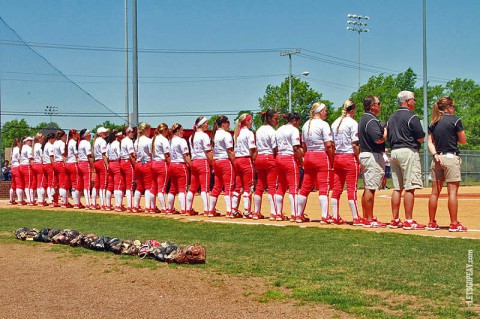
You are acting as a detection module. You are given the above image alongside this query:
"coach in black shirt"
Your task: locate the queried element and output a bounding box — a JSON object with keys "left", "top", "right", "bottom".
{"left": 358, "top": 95, "right": 387, "bottom": 227}
{"left": 387, "top": 90, "right": 425, "bottom": 230}
{"left": 427, "top": 97, "right": 467, "bottom": 232}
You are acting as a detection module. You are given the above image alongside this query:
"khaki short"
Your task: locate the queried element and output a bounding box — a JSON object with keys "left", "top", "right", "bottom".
{"left": 430, "top": 154, "right": 462, "bottom": 183}
{"left": 390, "top": 148, "right": 423, "bottom": 190}
{"left": 359, "top": 152, "right": 385, "bottom": 190}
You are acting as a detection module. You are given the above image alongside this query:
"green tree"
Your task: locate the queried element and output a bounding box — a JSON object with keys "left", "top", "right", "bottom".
{"left": 256, "top": 77, "right": 332, "bottom": 126}
{"left": 2, "top": 119, "right": 33, "bottom": 150}
{"left": 208, "top": 115, "right": 219, "bottom": 130}
{"left": 92, "top": 121, "right": 125, "bottom": 134}
{"left": 443, "top": 78, "right": 480, "bottom": 149}
{"left": 350, "top": 68, "right": 419, "bottom": 123}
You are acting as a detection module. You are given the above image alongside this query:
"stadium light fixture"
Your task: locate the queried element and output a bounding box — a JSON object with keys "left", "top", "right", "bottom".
{"left": 346, "top": 13, "right": 370, "bottom": 88}
{"left": 44, "top": 105, "right": 58, "bottom": 123}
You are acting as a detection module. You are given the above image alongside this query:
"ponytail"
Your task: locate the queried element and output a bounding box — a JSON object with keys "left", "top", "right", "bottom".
{"left": 336, "top": 99, "right": 356, "bottom": 133}
{"left": 169, "top": 123, "right": 182, "bottom": 141}
{"left": 431, "top": 97, "right": 453, "bottom": 125}
{"left": 191, "top": 116, "right": 206, "bottom": 146}
{"left": 33, "top": 133, "right": 44, "bottom": 158}
{"left": 152, "top": 123, "right": 168, "bottom": 150}
{"left": 234, "top": 113, "right": 250, "bottom": 145}
{"left": 260, "top": 109, "right": 278, "bottom": 126}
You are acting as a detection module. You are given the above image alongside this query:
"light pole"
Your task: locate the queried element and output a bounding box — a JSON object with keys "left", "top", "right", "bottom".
{"left": 422, "top": 0, "right": 429, "bottom": 186}
{"left": 347, "top": 14, "right": 369, "bottom": 89}
{"left": 44, "top": 105, "right": 58, "bottom": 123}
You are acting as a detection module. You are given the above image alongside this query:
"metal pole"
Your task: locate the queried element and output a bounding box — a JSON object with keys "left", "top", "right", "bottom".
{"left": 280, "top": 49, "right": 300, "bottom": 113}
{"left": 357, "top": 30, "right": 361, "bottom": 89}
{"left": 288, "top": 54, "right": 292, "bottom": 112}
{"left": 124, "top": 0, "right": 130, "bottom": 126}
{"left": 422, "top": 0, "right": 429, "bottom": 186}
{"left": 347, "top": 14, "right": 369, "bottom": 89}
{"left": 132, "top": 0, "right": 138, "bottom": 127}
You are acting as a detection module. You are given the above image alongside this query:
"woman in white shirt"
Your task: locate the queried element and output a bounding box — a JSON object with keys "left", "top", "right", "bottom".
{"left": 133, "top": 123, "right": 153, "bottom": 212}
{"left": 297, "top": 103, "right": 334, "bottom": 223}
{"left": 78, "top": 129, "right": 94, "bottom": 209}
{"left": 167, "top": 123, "right": 191, "bottom": 214}
{"left": 19, "top": 136, "right": 35, "bottom": 205}
{"left": 106, "top": 129, "right": 124, "bottom": 211}
{"left": 32, "top": 133, "right": 48, "bottom": 206}
{"left": 254, "top": 110, "right": 279, "bottom": 220}
{"left": 150, "top": 124, "right": 170, "bottom": 213}
{"left": 188, "top": 116, "right": 213, "bottom": 216}
{"left": 232, "top": 113, "right": 257, "bottom": 218}
{"left": 330, "top": 99, "right": 360, "bottom": 225}
{"left": 120, "top": 126, "right": 136, "bottom": 211}
{"left": 93, "top": 127, "right": 109, "bottom": 210}
{"left": 10, "top": 138, "right": 23, "bottom": 204}
{"left": 65, "top": 129, "right": 81, "bottom": 208}
{"left": 42, "top": 133, "right": 55, "bottom": 205}
{"left": 274, "top": 113, "right": 303, "bottom": 222}
{"left": 53, "top": 130, "right": 68, "bottom": 207}
{"left": 297, "top": 102, "right": 334, "bottom": 224}
{"left": 210, "top": 116, "right": 236, "bottom": 218}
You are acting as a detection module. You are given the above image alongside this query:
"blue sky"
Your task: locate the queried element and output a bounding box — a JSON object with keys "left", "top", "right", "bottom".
{"left": 1, "top": 0, "right": 479, "bottom": 129}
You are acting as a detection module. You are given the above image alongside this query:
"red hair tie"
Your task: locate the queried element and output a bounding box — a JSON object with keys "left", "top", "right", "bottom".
{"left": 282, "top": 114, "right": 287, "bottom": 119}
{"left": 261, "top": 111, "right": 266, "bottom": 115}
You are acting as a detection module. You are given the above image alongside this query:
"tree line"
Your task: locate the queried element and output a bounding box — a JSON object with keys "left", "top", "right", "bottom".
{"left": 2, "top": 68, "right": 479, "bottom": 157}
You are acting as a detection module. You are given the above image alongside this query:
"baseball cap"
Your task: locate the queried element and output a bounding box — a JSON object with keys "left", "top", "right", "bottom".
{"left": 97, "top": 127, "right": 109, "bottom": 134}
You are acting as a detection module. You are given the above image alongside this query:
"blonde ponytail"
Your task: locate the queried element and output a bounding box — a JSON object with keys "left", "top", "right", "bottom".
{"left": 431, "top": 97, "right": 453, "bottom": 125}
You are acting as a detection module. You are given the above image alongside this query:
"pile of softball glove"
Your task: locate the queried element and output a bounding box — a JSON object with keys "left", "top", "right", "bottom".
{"left": 14, "top": 226, "right": 206, "bottom": 264}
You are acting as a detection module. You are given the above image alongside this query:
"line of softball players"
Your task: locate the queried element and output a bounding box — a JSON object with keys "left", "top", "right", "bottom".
{"left": 7, "top": 103, "right": 360, "bottom": 224}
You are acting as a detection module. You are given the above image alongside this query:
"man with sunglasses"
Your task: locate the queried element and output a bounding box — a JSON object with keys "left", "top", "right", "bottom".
{"left": 387, "top": 90, "right": 426, "bottom": 230}
{"left": 358, "top": 95, "right": 387, "bottom": 228}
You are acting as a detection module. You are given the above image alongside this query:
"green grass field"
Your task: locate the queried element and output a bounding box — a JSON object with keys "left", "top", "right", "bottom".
{"left": 1, "top": 208, "right": 478, "bottom": 318}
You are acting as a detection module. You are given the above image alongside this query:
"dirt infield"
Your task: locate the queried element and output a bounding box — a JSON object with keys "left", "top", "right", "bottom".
{"left": 0, "top": 242, "right": 352, "bottom": 319}
{"left": 2, "top": 186, "right": 479, "bottom": 239}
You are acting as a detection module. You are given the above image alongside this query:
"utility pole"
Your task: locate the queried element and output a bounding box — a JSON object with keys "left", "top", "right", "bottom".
{"left": 124, "top": 0, "right": 130, "bottom": 126}
{"left": 132, "top": 0, "right": 138, "bottom": 127}
{"left": 422, "top": 0, "right": 429, "bottom": 186}
{"left": 280, "top": 49, "right": 300, "bottom": 112}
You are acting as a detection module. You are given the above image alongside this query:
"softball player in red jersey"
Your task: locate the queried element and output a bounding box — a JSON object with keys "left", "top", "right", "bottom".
{"left": 93, "top": 127, "right": 109, "bottom": 209}
{"left": 297, "top": 103, "right": 334, "bottom": 223}
{"left": 330, "top": 99, "right": 360, "bottom": 224}
{"left": 232, "top": 113, "right": 257, "bottom": 219}
{"left": 275, "top": 113, "right": 303, "bottom": 222}
{"left": 133, "top": 123, "right": 153, "bottom": 212}
{"left": 106, "top": 130, "right": 124, "bottom": 211}
{"left": 254, "top": 110, "right": 279, "bottom": 220}
{"left": 188, "top": 116, "right": 213, "bottom": 216}
{"left": 42, "top": 134, "right": 55, "bottom": 205}
{"left": 19, "top": 136, "right": 35, "bottom": 205}
{"left": 167, "top": 123, "right": 191, "bottom": 214}
{"left": 78, "top": 129, "right": 94, "bottom": 209}
{"left": 9, "top": 139, "right": 22, "bottom": 204}
{"left": 32, "top": 133, "right": 48, "bottom": 206}
{"left": 150, "top": 124, "right": 171, "bottom": 213}
{"left": 52, "top": 130, "right": 68, "bottom": 207}
{"left": 210, "top": 116, "right": 236, "bottom": 217}
{"left": 65, "top": 130, "right": 81, "bottom": 208}
{"left": 120, "top": 127, "right": 136, "bottom": 211}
